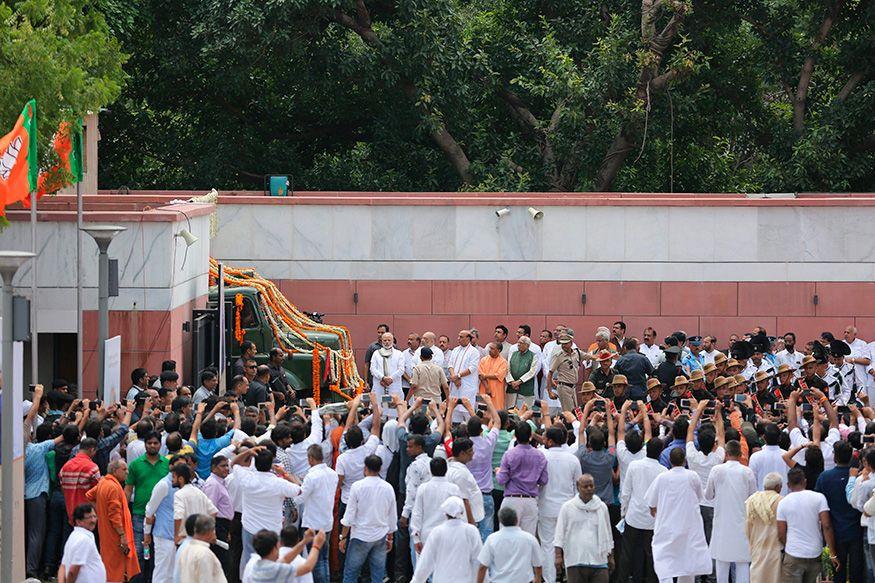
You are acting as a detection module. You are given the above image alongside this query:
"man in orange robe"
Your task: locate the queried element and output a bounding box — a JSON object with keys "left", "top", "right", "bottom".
{"left": 86, "top": 460, "right": 141, "bottom": 582}
{"left": 478, "top": 342, "right": 509, "bottom": 410}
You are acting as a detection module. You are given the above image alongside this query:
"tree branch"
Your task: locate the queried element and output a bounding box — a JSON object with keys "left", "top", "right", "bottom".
{"left": 496, "top": 87, "right": 564, "bottom": 188}
{"left": 834, "top": 70, "right": 866, "bottom": 103}
{"left": 331, "top": 5, "right": 473, "bottom": 184}
{"left": 793, "top": 0, "right": 845, "bottom": 135}
{"left": 595, "top": 1, "right": 688, "bottom": 191}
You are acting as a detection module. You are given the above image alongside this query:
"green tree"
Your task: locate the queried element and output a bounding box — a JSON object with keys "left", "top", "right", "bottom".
{"left": 0, "top": 0, "right": 127, "bottom": 157}
{"left": 98, "top": 0, "right": 873, "bottom": 193}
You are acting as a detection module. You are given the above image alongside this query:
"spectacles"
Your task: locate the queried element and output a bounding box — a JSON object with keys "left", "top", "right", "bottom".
{"left": 246, "top": 365, "right": 256, "bottom": 369}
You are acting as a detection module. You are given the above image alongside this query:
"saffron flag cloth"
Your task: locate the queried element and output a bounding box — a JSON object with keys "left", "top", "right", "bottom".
{"left": 0, "top": 99, "right": 38, "bottom": 215}
{"left": 29, "top": 118, "right": 83, "bottom": 202}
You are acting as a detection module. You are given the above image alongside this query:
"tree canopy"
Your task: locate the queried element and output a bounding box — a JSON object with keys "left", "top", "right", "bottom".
{"left": 89, "top": 0, "right": 874, "bottom": 192}
{"left": 0, "top": 0, "right": 127, "bottom": 158}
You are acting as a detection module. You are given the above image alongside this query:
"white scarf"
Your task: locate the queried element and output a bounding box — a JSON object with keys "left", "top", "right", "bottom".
{"left": 379, "top": 347, "right": 393, "bottom": 377}
{"left": 453, "top": 344, "right": 474, "bottom": 372}
{"left": 572, "top": 495, "right": 613, "bottom": 557}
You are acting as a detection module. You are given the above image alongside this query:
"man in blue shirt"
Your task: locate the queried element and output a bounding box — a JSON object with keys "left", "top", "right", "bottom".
{"left": 816, "top": 440, "right": 863, "bottom": 583}
{"left": 191, "top": 400, "right": 241, "bottom": 479}
{"left": 658, "top": 416, "right": 689, "bottom": 469}
{"left": 24, "top": 385, "right": 65, "bottom": 577}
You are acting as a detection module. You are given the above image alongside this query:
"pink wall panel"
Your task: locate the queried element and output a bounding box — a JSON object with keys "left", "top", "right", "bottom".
{"left": 815, "top": 283, "right": 875, "bottom": 317}
{"left": 776, "top": 317, "right": 853, "bottom": 344}
{"left": 698, "top": 317, "right": 778, "bottom": 346}
{"left": 507, "top": 282, "right": 584, "bottom": 315}
{"left": 322, "top": 313, "right": 394, "bottom": 351}
{"left": 468, "top": 315, "right": 548, "bottom": 341}
{"left": 432, "top": 281, "right": 508, "bottom": 314}
{"left": 585, "top": 282, "right": 660, "bottom": 316}
{"left": 83, "top": 310, "right": 173, "bottom": 353}
{"left": 355, "top": 280, "right": 433, "bottom": 314}
{"left": 280, "top": 279, "right": 357, "bottom": 314}
{"left": 661, "top": 282, "right": 738, "bottom": 316}
{"left": 738, "top": 282, "right": 816, "bottom": 317}
{"left": 852, "top": 318, "right": 875, "bottom": 341}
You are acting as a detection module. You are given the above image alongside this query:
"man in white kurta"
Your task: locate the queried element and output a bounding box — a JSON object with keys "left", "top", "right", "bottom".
{"left": 645, "top": 447, "right": 712, "bottom": 583}
{"left": 410, "top": 460, "right": 462, "bottom": 552}
{"left": 60, "top": 505, "right": 107, "bottom": 583}
{"left": 538, "top": 428, "right": 582, "bottom": 583}
{"left": 176, "top": 515, "right": 227, "bottom": 583}
{"left": 704, "top": 441, "right": 757, "bottom": 583}
{"left": 370, "top": 332, "right": 405, "bottom": 411}
{"left": 553, "top": 475, "right": 614, "bottom": 582}
{"left": 412, "top": 496, "right": 482, "bottom": 583}
{"left": 414, "top": 331, "right": 445, "bottom": 368}
{"left": 447, "top": 330, "right": 481, "bottom": 421}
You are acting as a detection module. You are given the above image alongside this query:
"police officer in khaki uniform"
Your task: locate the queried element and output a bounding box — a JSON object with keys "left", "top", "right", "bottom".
{"left": 547, "top": 332, "right": 582, "bottom": 411}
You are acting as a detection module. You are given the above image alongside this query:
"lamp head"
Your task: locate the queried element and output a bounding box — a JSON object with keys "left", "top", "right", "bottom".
{"left": 176, "top": 229, "right": 198, "bottom": 247}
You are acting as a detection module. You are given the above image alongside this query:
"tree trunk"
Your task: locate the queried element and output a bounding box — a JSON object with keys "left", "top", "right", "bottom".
{"left": 595, "top": 128, "right": 636, "bottom": 192}
{"left": 792, "top": 0, "right": 844, "bottom": 136}
{"left": 332, "top": 5, "right": 473, "bottom": 185}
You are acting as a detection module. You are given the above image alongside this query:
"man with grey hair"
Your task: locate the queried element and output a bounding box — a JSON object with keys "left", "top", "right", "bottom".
{"left": 843, "top": 325, "right": 872, "bottom": 398}
{"left": 470, "top": 328, "right": 487, "bottom": 357}
{"left": 555, "top": 474, "right": 613, "bottom": 583}
{"left": 176, "top": 514, "right": 226, "bottom": 582}
{"left": 506, "top": 336, "right": 540, "bottom": 409}
{"left": 414, "top": 331, "right": 445, "bottom": 368}
{"left": 369, "top": 332, "right": 405, "bottom": 407}
{"left": 477, "top": 506, "right": 542, "bottom": 583}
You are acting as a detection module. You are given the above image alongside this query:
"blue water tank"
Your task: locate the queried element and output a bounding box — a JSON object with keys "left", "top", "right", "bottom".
{"left": 269, "top": 175, "right": 290, "bottom": 196}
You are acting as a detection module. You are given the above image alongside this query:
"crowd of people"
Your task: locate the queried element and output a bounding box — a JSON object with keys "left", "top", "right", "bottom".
{"left": 19, "top": 319, "right": 875, "bottom": 583}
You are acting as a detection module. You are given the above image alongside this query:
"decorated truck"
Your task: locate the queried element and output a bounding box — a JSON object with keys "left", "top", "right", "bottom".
{"left": 190, "top": 259, "right": 363, "bottom": 403}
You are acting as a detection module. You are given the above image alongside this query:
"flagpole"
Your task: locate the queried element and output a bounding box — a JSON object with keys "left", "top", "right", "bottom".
{"left": 30, "top": 189, "right": 38, "bottom": 384}
{"left": 76, "top": 181, "right": 83, "bottom": 398}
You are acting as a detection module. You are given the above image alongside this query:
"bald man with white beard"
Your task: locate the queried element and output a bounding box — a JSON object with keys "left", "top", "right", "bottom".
{"left": 414, "top": 331, "right": 445, "bottom": 368}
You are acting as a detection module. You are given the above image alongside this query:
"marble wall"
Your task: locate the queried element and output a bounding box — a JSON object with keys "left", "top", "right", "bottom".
{"left": 3, "top": 209, "right": 212, "bottom": 332}
{"left": 211, "top": 203, "right": 875, "bottom": 281}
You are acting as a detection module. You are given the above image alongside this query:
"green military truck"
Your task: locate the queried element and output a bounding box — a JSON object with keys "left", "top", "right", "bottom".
{"left": 190, "top": 285, "right": 344, "bottom": 400}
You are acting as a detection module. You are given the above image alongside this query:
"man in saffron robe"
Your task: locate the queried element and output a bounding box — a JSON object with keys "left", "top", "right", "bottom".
{"left": 86, "top": 459, "right": 141, "bottom": 582}
{"left": 478, "top": 342, "right": 509, "bottom": 410}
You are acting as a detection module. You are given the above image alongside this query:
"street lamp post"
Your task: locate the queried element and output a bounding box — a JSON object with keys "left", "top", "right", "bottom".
{"left": 0, "top": 250, "right": 35, "bottom": 583}
{"left": 81, "top": 225, "right": 126, "bottom": 400}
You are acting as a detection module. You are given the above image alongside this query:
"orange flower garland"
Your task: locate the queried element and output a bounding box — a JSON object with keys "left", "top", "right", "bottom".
{"left": 233, "top": 293, "right": 245, "bottom": 345}
{"left": 209, "top": 258, "right": 366, "bottom": 402}
{"left": 312, "top": 346, "right": 321, "bottom": 404}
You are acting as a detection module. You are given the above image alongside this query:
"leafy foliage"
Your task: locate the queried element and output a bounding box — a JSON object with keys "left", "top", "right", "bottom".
{"left": 0, "top": 0, "right": 127, "bottom": 157}
{"left": 94, "top": 0, "right": 873, "bottom": 192}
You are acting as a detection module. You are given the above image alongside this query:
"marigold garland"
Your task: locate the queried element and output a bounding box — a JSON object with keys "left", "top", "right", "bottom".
{"left": 233, "top": 293, "right": 245, "bottom": 345}
{"left": 312, "top": 346, "right": 322, "bottom": 404}
{"left": 210, "top": 258, "right": 366, "bottom": 403}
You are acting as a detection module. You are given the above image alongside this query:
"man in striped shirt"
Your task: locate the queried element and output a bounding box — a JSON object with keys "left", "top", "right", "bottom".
{"left": 59, "top": 438, "right": 101, "bottom": 525}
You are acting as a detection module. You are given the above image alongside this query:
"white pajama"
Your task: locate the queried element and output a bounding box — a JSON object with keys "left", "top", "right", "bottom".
{"left": 537, "top": 515, "right": 558, "bottom": 583}
{"left": 153, "top": 536, "right": 176, "bottom": 583}
{"left": 500, "top": 497, "right": 538, "bottom": 536}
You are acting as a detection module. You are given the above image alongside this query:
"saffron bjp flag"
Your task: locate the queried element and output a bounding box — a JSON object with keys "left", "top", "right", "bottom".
{"left": 0, "top": 100, "right": 38, "bottom": 215}
{"left": 29, "top": 118, "right": 84, "bottom": 202}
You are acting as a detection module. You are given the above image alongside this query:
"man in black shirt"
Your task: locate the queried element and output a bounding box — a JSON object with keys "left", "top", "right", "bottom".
{"left": 645, "top": 377, "right": 668, "bottom": 413}
{"left": 233, "top": 341, "right": 257, "bottom": 376}
{"left": 246, "top": 366, "right": 271, "bottom": 407}
{"left": 655, "top": 346, "right": 685, "bottom": 388}
{"left": 614, "top": 338, "right": 653, "bottom": 399}
{"left": 793, "top": 354, "right": 829, "bottom": 392}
